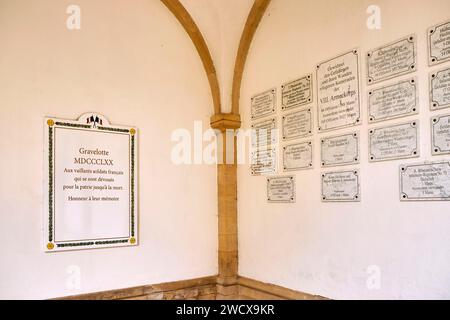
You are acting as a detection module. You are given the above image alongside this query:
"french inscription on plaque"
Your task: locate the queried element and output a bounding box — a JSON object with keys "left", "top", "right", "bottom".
{"left": 282, "top": 108, "right": 312, "bottom": 140}
{"left": 369, "top": 121, "right": 419, "bottom": 162}
{"left": 317, "top": 50, "right": 361, "bottom": 132}
{"left": 322, "top": 170, "right": 360, "bottom": 202}
{"left": 366, "top": 35, "right": 416, "bottom": 84}
{"left": 283, "top": 141, "right": 313, "bottom": 171}
{"left": 321, "top": 132, "right": 359, "bottom": 167}
{"left": 400, "top": 162, "right": 450, "bottom": 201}
{"left": 267, "top": 176, "right": 296, "bottom": 203}
{"left": 251, "top": 88, "right": 276, "bottom": 119}
{"left": 430, "top": 67, "right": 450, "bottom": 110}
{"left": 43, "top": 113, "right": 138, "bottom": 252}
{"left": 281, "top": 74, "right": 312, "bottom": 110}
{"left": 368, "top": 78, "right": 418, "bottom": 123}
{"left": 432, "top": 114, "right": 450, "bottom": 155}
{"left": 251, "top": 118, "right": 277, "bottom": 150}
{"left": 251, "top": 148, "right": 276, "bottom": 175}
{"left": 428, "top": 20, "right": 450, "bottom": 66}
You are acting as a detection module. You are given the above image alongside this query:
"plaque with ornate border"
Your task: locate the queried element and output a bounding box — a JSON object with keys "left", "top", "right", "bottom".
{"left": 283, "top": 141, "right": 313, "bottom": 171}
{"left": 431, "top": 114, "right": 450, "bottom": 155}
{"left": 430, "top": 67, "right": 450, "bottom": 111}
{"left": 251, "top": 88, "right": 276, "bottom": 120}
{"left": 428, "top": 20, "right": 450, "bottom": 66}
{"left": 43, "top": 113, "right": 138, "bottom": 252}
{"left": 366, "top": 35, "right": 417, "bottom": 85}
{"left": 321, "top": 170, "right": 360, "bottom": 202}
{"left": 267, "top": 175, "right": 296, "bottom": 203}
{"left": 321, "top": 132, "right": 359, "bottom": 167}
{"left": 281, "top": 74, "right": 313, "bottom": 110}
{"left": 400, "top": 161, "right": 450, "bottom": 201}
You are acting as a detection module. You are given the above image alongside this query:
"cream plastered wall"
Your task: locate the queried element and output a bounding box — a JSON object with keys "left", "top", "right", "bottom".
{"left": 0, "top": 0, "right": 217, "bottom": 299}
{"left": 238, "top": 0, "right": 450, "bottom": 299}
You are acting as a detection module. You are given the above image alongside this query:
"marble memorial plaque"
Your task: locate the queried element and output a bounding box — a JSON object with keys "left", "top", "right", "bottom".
{"left": 367, "top": 35, "right": 416, "bottom": 85}
{"left": 251, "top": 88, "right": 276, "bottom": 119}
{"left": 428, "top": 20, "right": 450, "bottom": 66}
{"left": 283, "top": 141, "right": 313, "bottom": 171}
{"left": 430, "top": 67, "right": 450, "bottom": 110}
{"left": 251, "top": 148, "right": 276, "bottom": 175}
{"left": 281, "top": 74, "right": 313, "bottom": 110}
{"left": 369, "top": 121, "right": 419, "bottom": 162}
{"left": 251, "top": 117, "right": 277, "bottom": 150}
{"left": 267, "top": 176, "right": 295, "bottom": 203}
{"left": 400, "top": 162, "right": 450, "bottom": 201}
{"left": 317, "top": 50, "right": 361, "bottom": 132}
{"left": 282, "top": 108, "right": 312, "bottom": 140}
{"left": 368, "top": 78, "right": 418, "bottom": 123}
{"left": 321, "top": 132, "right": 359, "bottom": 167}
{"left": 43, "top": 113, "right": 138, "bottom": 252}
{"left": 431, "top": 114, "right": 450, "bottom": 155}
{"left": 322, "top": 170, "right": 360, "bottom": 202}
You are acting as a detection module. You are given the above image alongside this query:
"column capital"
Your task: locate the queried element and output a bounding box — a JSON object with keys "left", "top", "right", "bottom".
{"left": 210, "top": 113, "right": 241, "bottom": 131}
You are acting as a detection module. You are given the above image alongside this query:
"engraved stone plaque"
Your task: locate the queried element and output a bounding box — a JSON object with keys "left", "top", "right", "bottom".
{"left": 281, "top": 74, "right": 313, "bottom": 110}
{"left": 400, "top": 162, "right": 450, "bottom": 201}
{"left": 322, "top": 170, "right": 360, "bottom": 202}
{"left": 316, "top": 50, "right": 361, "bottom": 132}
{"left": 368, "top": 78, "right": 418, "bottom": 123}
{"left": 282, "top": 108, "right": 312, "bottom": 140}
{"left": 251, "top": 88, "right": 276, "bottom": 119}
{"left": 251, "top": 148, "right": 276, "bottom": 175}
{"left": 367, "top": 35, "right": 416, "bottom": 85}
{"left": 321, "top": 132, "right": 359, "bottom": 167}
{"left": 251, "top": 117, "right": 277, "bottom": 150}
{"left": 369, "top": 121, "right": 419, "bottom": 162}
{"left": 431, "top": 114, "right": 450, "bottom": 155}
{"left": 267, "top": 176, "right": 295, "bottom": 203}
{"left": 430, "top": 67, "right": 450, "bottom": 110}
{"left": 428, "top": 20, "right": 450, "bottom": 66}
{"left": 283, "top": 141, "right": 313, "bottom": 171}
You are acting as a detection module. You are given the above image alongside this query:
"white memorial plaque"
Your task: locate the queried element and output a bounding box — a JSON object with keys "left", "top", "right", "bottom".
{"left": 431, "top": 114, "right": 450, "bottom": 155}
{"left": 367, "top": 35, "right": 416, "bottom": 85}
{"left": 428, "top": 20, "right": 450, "bottom": 66}
{"left": 282, "top": 108, "right": 312, "bottom": 140}
{"left": 283, "top": 141, "right": 313, "bottom": 171}
{"left": 251, "top": 148, "right": 277, "bottom": 175}
{"left": 368, "top": 78, "right": 418, "bottom": 123}
{"left": 400, "top": 162, "right": 450, "bottom": 201}
{"left": 43, "top": 113, "right": 138, "bottom": 252}
{"left": 316, "top": 50, "right": 361, "bottom": 132}
{"left": 251, "top": 88, "right": 276, "bottom": 119}
{"left": 251, "top": 117, "right": 277, "bottom": 150}
{"left": 430, "top": 67, "right": 450, "bottom": 110}
{"left": 321, "top": 132, "right": 359, "bottom": 167}
{"left": 281, "top": 74, "right": 313, "bottom": 110}
{"left": 267, "top": 176, "right": 295, "bottom": 203}
{"left": 369, "top": 121, "right": 419, "bottom": 162}
{"left": 322, "top": 170, "right": 360, "bottom": 202}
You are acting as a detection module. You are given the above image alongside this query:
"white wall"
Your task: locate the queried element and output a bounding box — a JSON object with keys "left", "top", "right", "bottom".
{"left": 0, "top": 0, "right": 217, "bottom": 299}
{"left": 238, "top": 0, "right": 450, "bottom": 299}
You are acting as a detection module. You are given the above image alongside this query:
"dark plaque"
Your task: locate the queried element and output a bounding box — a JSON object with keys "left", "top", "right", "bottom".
{"left": 432, "top": 114, "right": 450, "bottom": 155}
{"left": 281, "top": 74, "right": 313, "bottom": 110}
{"left": 251, "top": 88, "right": 276, "bottom": 119}
{"left": 400, "top": 162, "right": 450, "bottom": 201}
{"left": 368, "top": 78, "right": 418, "bottom": 123}
{"left": 428, "top": 20, "right": 450, "bottom": 66}
{"left": 251, "top": 117, "right": 277, "bottom": 150}
{"left": 369, "top": 121, "right": 419, "bottom": 162}
{"left": 367, "top": 35, "right": 416, "bottom": 85}
{"left": 282, "top": 108, "right": 312, "bottom": 140}
{"left": 251, "top": 148, "right": 276, "bottom": 176}
{"left": 321, "top": 132, "right": 359, "bottom": 167}
{"left": 283, "top": 141, "right": 313, "bottom": 171}
{"left": 316, "top": 50, "right": 361, "bottom": 132}
{"left": 322, "top": 170, "right": 360, "bottom": 202}
{"left": 267, "top": 176, "right": 296, "bottom": 203}
{"left": 430, "top": 67, "right": 450, "bottom": 110}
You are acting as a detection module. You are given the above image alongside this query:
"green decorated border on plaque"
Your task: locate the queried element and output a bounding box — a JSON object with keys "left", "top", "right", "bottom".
{"left": 46, "top": 117, "right": 137, "bottom": 250}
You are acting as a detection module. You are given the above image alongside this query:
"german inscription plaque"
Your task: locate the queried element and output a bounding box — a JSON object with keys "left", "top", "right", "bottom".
{"left": 322, "top": 170, "right": 360, "bottom": 202}
{"left": 428, "top": 20, "right": 450, "bottom": 66}
{"left": 283, "top": 141, "right": 313, "bottom": 171}
{"left": 321, "top": 132, "right": 359, "bottom": 167}
{"left": 251, "top": 117, "right": 277, "bottom": 150}
{"left": 251, "top": 148, "right": 277, "bottom": 175}
{"left": 430, "top": 67, "right": 450, "bottom": 110}
{"left": 432, "top": 114, "right": 450, "bottom": 155}
{"left": 267, "top": 176, "right": 296, "bottom": 203}
{"left": 281, "top": 74, "right": 312, "bottom": 110}
{"left": 282, "top": 108, "right": 312, "bottom": 140}
{"left": 251, "top": 88, "right": 276, "bottom": 119}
